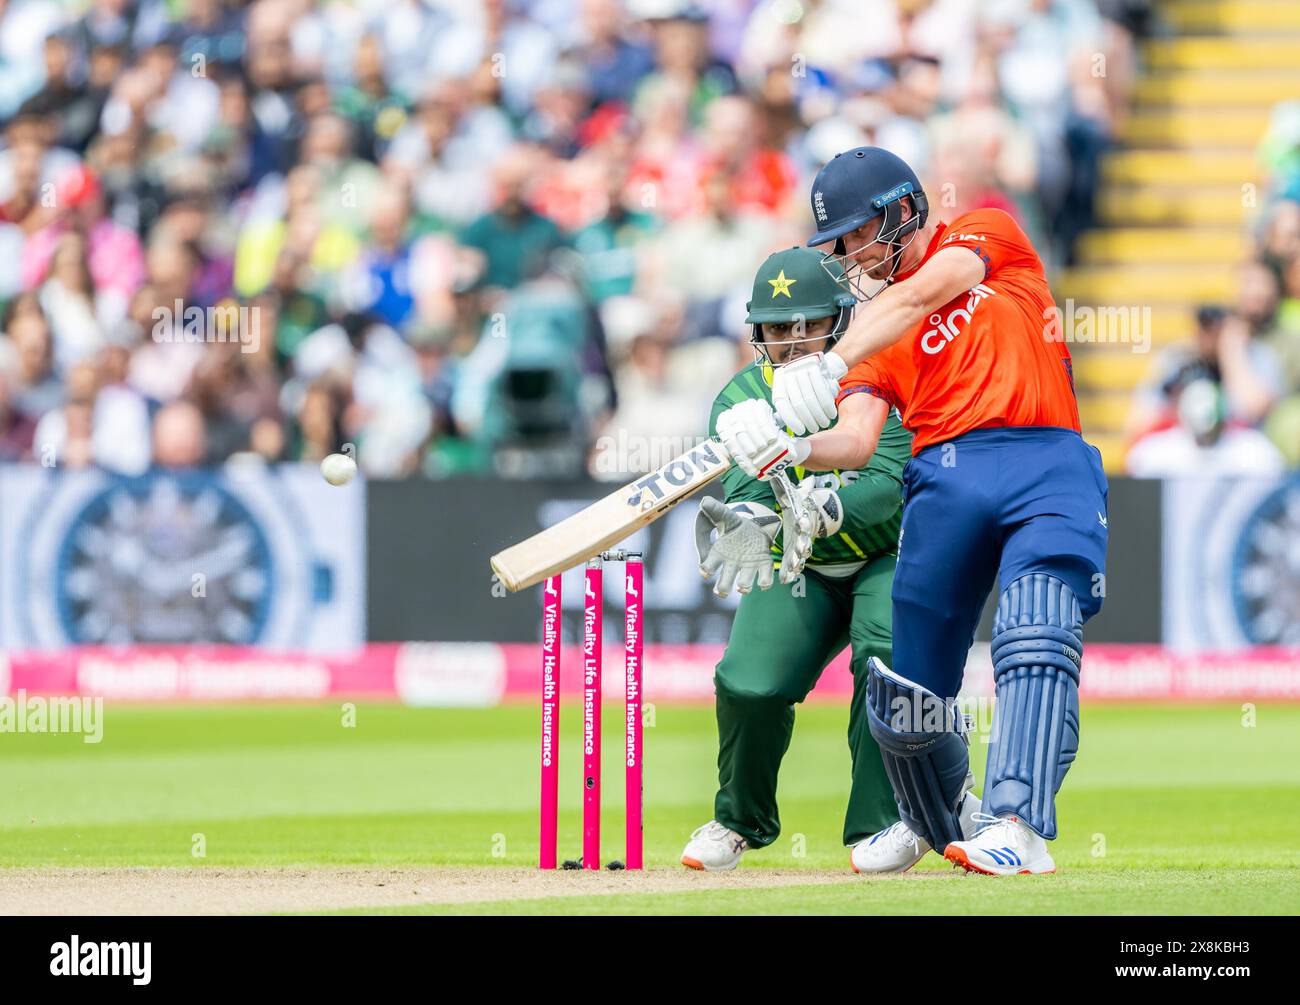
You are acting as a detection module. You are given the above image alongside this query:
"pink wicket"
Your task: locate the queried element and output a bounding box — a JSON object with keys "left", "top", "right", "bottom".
{"left": 582, "top": 559, "right": 603, "bottom": 870}
{"left": 539, "top": 575, "right": 561, "bottom": 869}
{"left": 624, "top": 557, "right": 644, "bottom": 869}
{"left": 538, "top": 551, "right": 643, "bottom": 871}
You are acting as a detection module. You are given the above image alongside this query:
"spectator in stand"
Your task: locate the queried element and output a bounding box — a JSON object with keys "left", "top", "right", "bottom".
{"left": 642, "top": 164, "right": 782, "bottom": 302}
{"left": 521, "top": 60, "right": 592, "bottom": 160}
{"left": 385, "top": 77, "right": 513, "bottom": 230}
{"left": 591, "top": 296, "right": 691, "bottom": 475}
{"left": 1127, "top": 376, "right": 1284, "bottom": 477}
{"left": 290, "top": 379, "right": 348, "bottom": 466}
{"left": 571, "top": 158, "right": 658, "bottom": 304}
{"left": 187, "top": 342, "right": 256, "bottom": 462}
{"left": 175, "top": 0, "right": 246, "bottom": 75}
{"left": 1223, "top": 263, "right": 1288, "bottom": 425}
{"left": 0, "top": 368, "right": 35, "bottom": 460}
{"left": 576, "top": 0, "right": 655, "bottom": 108}
{"left": 21, "top": 164, "right": 144, "bottom": 328}
{"left": 636, "top": 3, "right": 737, "bottom": 124}
{"left": 153, "top": 188, "right": 235, "bottom": 310}
{"left": 460, "top": 146, "right": 565, "bottom": 295}
{"left": 292, "top": 312, "right": 431, "bottom": 477}
{"left": 17, "top": 30, "right": 107, "bottom": 154}
{"left": 928, "top": 50, "right": 1038, "bottom": 222}
{"left": 33, "top": 357, "right": 98, "bottom": 469}
{"left": 5, "top": 304, "right": 64, "bottom": 424}
{"left": 39, "top": 231, "right": 105, "bottom": 367}
{"left": 151, "top": 399, "right": 208, "bottom": 468}
{"left": 300, "top": 111, "right": 381, "bottom": 239}
{"left": 241, "top": 2, "right": 306, "bottom": 186}
{"left": 1128, "top": 272, "right": 1286, "bottom": 445}
{"left": 695, "top": 95, "right": 798, "bottom": 216}
{"left": 91, "top": 341, "right": 151, "bottom": 474}
{"left": 346, "top": 184, "right": 418, "bottom": 330}
{"left": 333, "top": 32, "right": 409, "bottom": 164}
{"left": 0, "top": 0, "right": 1161, "bottom": 478}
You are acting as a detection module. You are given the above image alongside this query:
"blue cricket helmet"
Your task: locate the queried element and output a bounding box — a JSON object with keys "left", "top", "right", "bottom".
{"left": 807, "top": 146, "right": 930, "bottom": 298}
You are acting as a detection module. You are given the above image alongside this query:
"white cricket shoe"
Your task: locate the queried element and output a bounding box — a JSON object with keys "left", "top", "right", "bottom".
{"left": 943, "top": 813, "right": 1056, "bottom": 875}
{"left": 850, "top": 791, "right": 981, "bottom": 874}
{"left": 681, "top": 820, "right": 749, "bottom": 872}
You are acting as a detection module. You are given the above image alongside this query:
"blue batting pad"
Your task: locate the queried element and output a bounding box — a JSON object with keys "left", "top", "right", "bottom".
{"left": 865, "top": 658, "right": 970, "bottom": 850}
{"left": 984, "top": 574, "right": 1083, "bottom": 839}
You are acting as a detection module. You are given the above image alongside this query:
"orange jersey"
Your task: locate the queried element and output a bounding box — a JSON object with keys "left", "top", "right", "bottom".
{"left": 839, "top": 209, "right": 1080, "bottom": 455}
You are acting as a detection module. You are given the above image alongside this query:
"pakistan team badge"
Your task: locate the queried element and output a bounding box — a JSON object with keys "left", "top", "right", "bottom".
{"left": 767, "top": 270, "right": 797, "bottom": 298}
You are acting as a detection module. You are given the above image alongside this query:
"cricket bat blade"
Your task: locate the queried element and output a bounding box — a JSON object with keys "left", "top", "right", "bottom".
{"left": 490, "top": 437, "right": 732, "bottom": 591}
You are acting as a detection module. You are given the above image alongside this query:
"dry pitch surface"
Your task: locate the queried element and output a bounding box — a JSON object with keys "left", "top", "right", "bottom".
{"left": 0, "top": 866, "right": 863, "bottom": 915}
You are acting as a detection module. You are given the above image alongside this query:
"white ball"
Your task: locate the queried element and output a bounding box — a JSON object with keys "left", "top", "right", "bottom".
{"left": 320, "top": 452, "right": 358, "bottom": 486}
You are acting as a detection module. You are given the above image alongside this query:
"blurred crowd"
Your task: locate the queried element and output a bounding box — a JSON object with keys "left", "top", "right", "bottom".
{"left": 1126, "top": 101, "right": 1300, "bottom": 475}
{"left": 0, "top": 0, "right": 1149, "bottom": 478}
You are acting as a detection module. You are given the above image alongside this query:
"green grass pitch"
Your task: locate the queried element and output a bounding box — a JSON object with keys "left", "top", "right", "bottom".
{"left": 1, "top": 701, "right": 1297, "bottom": 914}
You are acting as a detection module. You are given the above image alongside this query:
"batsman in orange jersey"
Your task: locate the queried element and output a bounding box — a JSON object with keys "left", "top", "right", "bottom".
{"left": 714, "top": 147, "right": 1109, "bottom": 876}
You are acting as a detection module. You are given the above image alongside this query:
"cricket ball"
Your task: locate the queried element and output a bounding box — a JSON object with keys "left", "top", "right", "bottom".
{"left": 320, "top": 452, "right": 358, "bottom": 486}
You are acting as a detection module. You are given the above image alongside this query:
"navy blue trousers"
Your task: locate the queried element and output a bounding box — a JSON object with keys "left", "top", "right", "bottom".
{"left": 891, "top": 427, "right": 1109, "bottom": 699}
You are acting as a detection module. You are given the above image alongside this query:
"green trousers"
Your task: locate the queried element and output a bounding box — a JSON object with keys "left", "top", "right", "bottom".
{"left": 713, "top": 553, "right": 898, "bottom": 848}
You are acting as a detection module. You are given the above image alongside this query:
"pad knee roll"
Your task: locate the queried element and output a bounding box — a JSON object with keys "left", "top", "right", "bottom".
{"left": 865, "top": 659, "right": 969, "bottom": 850}
{"left": 984, "top": 574, "right": 1082, "bottom": 839}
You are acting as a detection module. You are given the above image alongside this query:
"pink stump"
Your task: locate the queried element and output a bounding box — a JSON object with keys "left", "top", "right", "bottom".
{"left": 539, "top": 575, "right": 561, "bottom": 869}
{"left": 582, "top": 559, "right": 603, "bottom": 869}
{"left": 624, "top": 557, "right": 644, "bottom": 869}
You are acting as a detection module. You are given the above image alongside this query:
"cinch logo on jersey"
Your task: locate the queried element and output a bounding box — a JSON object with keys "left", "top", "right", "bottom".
{"left": 625, "top": 441, "right": 727, "bottom": 509}
{"left": 920, "top": 283, "right": 996, "bottom": 355}
{"left": 50, "top": 936, "right": 151, "bottom": 985}
{"left": 942, "top": 232, "right": 986, "bottom": 245}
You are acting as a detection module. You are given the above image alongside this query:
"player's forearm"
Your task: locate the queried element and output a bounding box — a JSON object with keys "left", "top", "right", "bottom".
{"left": 828, "top": 281, "right": 928, "bottom": 369}
{"left": 803, "top": 425, "right": 876, "bottom": 471}
{"left": 830, "top": 246, "right": 988, "bottom": 369}
{"left": 801, "top": 391, "right": 888, "bottom": 471}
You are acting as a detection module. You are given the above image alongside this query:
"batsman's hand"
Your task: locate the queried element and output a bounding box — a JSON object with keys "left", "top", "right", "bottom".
{"left": 772, "top": 351, "right": 847, "bottom": 434}
{"left": 716, "top": 398, "right": 810, "bottom": 481}
{"left": 694, "top": 496, "right": 779, "bottom": 597}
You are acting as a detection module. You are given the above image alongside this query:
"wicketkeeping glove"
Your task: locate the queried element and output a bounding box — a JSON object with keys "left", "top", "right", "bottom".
{"left": 694, "top": 496, "right": 780, "bottom": 597}
{"left": 791, "top": 475, "right": 845, "bottom": 539}
{"left": 767, "top": 473, "right": 845, "bottom": 584}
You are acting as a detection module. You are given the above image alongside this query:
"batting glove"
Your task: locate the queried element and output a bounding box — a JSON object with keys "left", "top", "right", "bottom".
{"left": 771, "top": 351, "right": 847, "bottom": 434}
{"left": 716, "top": 398, "right": 811, "bottom": 482}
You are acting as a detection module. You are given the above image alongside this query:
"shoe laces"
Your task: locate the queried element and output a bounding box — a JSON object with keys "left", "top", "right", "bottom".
{"left": 693, "top": 820, "right": 746, "bottom": 849}
{"left": 969, "top": 812, "right": 1023, "bottom": 844}
{"left": 877, "top": 819, "right": 921, "bottom": 853}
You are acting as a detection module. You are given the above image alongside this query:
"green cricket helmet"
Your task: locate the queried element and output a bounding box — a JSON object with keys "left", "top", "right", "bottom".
{"left": 745, "top": 246, "right": 855, "bottom": 363}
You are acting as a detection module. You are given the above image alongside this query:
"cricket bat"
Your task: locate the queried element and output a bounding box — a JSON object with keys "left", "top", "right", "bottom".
{"left": 490, "top": 438, "right": 733, "bottom": 592}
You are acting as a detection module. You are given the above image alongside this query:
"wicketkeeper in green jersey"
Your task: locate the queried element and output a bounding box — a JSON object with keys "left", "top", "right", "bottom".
{"left": 680, "top": 247, "right": 978, "bottom": 873}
